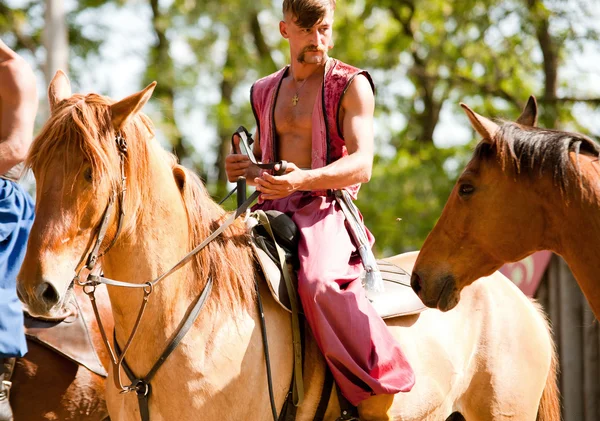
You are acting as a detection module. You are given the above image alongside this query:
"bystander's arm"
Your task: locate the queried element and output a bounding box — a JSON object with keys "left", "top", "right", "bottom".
{"left": 0, "top": 56, "right": 38, "bottom": 174}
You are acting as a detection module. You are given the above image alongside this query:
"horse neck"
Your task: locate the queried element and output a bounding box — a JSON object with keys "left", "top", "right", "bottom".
{"left": 545, "top": 155, "right": 600, "bottom": 317}
{"left": 101, "top": 145, "right": 203, "bottom": 356}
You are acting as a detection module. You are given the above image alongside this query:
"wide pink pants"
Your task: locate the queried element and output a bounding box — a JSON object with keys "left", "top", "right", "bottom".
{"left": 254, "top": 191, "right": 414, "bottom": 405}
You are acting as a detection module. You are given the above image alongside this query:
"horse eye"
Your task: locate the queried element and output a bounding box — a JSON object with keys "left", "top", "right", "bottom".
{"left": 83, "top": 167, "right": 93, "bottom": 182}
{"left": 458, "top": 183, "right": 475, "bottom": 196}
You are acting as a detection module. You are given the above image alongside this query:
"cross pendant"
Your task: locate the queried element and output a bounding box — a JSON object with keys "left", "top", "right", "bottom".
{"left": 292, "top": 94, "right": 299, "bottom": 106}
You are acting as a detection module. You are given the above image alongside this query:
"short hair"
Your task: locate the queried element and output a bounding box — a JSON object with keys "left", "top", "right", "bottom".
{"left": 282, "top": 0, "right": 336, "bottom": 29}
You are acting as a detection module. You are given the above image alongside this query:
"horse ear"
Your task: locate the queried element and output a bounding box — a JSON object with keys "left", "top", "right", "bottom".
{"left": 110, "top": 81, "right": 157, "bottom": 132}
{"left": 516, "top": 95, "right": 538, "bottom": 127}
{"left": 460, "top": 103, "right": 499, "bottom": 143}
{"left": 48, "top": 70, "right": 72, "bottom": 113}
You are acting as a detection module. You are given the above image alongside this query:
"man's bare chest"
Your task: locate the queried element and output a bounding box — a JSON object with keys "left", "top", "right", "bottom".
{"left": 275, "top": 75, "right": 321, "bottom": 130}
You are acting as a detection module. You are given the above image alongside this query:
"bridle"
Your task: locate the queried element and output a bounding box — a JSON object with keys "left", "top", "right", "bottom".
{"left": 68, "top": 128, "right": 292, "bottom": 421}
{"left": 72, "top": 132, "right": 258, "bottom": 419}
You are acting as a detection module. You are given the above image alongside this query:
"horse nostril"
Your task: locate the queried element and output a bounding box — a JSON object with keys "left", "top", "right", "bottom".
{"left": 410, "top": 272, "right": 422, "bottom": 295}
{"left": 39, "top": 282, "right": 60, "bottom": 307}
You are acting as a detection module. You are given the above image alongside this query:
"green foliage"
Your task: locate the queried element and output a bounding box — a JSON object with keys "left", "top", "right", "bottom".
{"left": 2, "top": 0, "right": 600, "bottom": 251}
{"left": 357, "top": 141, "right": 473, "bottom": 256}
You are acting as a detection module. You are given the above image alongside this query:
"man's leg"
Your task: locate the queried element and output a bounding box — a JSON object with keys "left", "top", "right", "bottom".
{"left": 292, "top": 196, "right": 415, "bottom": 407}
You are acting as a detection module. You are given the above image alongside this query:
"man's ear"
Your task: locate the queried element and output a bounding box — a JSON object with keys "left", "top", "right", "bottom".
{"left": 279, "top": 20, "right": 289, "bottom": 39}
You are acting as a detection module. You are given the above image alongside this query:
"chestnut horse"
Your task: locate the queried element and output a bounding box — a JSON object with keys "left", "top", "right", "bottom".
{"left": 18, "top": 73, "right": 559, "bottom": 420}
{"left": 412, "top": 96, "right": 600, "bottom": 320}
{"left": 13, "top": 285, "right": 111, "bottom": 420}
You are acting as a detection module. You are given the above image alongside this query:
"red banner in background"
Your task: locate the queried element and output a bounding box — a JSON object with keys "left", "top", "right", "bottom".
{"left": 499, "top": 251, "right": 553, "bottom": 297}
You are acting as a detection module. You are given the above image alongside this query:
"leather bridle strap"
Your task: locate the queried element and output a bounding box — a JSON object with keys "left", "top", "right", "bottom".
{"left": 85, "top": 189, "right": 260, "bottom": 290}
{"left": 83, "top": 133, "right": 128, "bottom": 271}
{"left": 113, "top": 278, "right": 213, "bottom": 421}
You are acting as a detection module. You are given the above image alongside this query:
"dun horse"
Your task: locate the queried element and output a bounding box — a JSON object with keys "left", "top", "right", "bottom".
{"left": 18, "top": 73, "right": 559, "bottom": 420}
{"left": 412, "top": 96, "right": 600, "bottom": 320}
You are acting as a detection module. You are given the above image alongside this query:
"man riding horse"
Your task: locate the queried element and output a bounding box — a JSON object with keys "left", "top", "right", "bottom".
{"left": 225, "top": 0, "right": 414, "bottom": 417}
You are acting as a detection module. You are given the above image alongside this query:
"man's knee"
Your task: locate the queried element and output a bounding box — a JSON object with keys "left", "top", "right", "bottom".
{"left": 297, "top": 273, "right": 330, "bottom": 302}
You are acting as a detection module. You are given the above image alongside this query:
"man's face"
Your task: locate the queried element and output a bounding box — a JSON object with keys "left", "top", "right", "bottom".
{"left": 281, "top": 7, "right": 334, "bottom": 65}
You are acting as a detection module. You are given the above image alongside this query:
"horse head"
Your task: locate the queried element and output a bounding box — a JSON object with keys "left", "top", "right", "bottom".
{"left": 17, "top": 70, "right": 157, "bottom": 316}
{"left": 411, "top": 96, "right": 548, "bottom": 311}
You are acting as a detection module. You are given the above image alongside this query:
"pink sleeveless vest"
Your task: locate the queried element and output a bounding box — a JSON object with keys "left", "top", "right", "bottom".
{"left": 250, "top": 58, "right": 374, "bottom": 199}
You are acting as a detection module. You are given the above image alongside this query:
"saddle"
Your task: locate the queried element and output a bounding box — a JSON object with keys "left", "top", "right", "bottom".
{"left": 249, "top": 210, "right": 426, "bottom": 319}
{"left": 22, "top": 295, "right": 107, "bottom": 378}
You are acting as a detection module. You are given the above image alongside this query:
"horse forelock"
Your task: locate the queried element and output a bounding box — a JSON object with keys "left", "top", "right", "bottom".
{"left": 474, "top": 122, "right": 600, "bottom": 197}
{"left": 27, "top": 93, "right": 155, "bottom": 194}
{"left": 174, "top": 165, "right": 257, "bottom": 313}
{"left": 27, "top": 90, "right": 256, "bottom": 312}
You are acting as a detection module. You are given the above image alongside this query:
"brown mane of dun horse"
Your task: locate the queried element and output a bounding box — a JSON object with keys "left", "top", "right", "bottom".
{"left": 18, "top": 75, "right": 560, "bottom": 420}
{"left": 412, "top": 96, "right": 600, "bottom": 320}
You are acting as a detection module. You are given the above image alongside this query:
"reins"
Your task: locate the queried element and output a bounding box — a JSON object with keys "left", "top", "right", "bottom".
{"left": 76, "top": 129, "right": 287, "bottom": 421}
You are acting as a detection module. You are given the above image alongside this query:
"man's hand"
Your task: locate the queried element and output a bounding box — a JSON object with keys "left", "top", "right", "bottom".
{"left": 225, "top": 153, "right": 251, "bottom": 182}
{"left": 225, "top": 133, "right": 262, "bottom": 184}
{"left": 255, "top": 163, "right": 308, "bottom": 200}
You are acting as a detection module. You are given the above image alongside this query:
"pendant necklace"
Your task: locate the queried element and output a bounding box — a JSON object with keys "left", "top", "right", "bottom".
{"left": 291, "top": 73, "right": 310, "bottom": 106}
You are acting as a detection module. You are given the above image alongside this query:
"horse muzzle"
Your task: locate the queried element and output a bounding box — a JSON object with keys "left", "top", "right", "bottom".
{"left": 17, "top": 277, "right": 74, "bottom": 318}
{"left": 411, "top": 271, "right": 460, "bottom": 312}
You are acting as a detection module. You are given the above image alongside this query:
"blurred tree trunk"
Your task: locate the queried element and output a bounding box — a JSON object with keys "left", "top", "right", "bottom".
{"left": 526, "top": 0, "right": 559, "bottom": 128}
{"left": 215, "top": 43, "right": 235, "bottom": 189}
{"left": 388, "top": 0, "right": 444, "bottom": 147}
{"left": 42, "top": 0, "right": 68, "bottom": 121}
{"left": 44, "top": 0, "right": 68, "bottom": 84}
{"left": 148, "top": 0, "right": 186, "bottom": 161}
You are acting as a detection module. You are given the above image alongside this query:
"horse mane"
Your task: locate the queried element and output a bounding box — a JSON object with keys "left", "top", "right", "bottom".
{"left": 475, "top": 122, "right": 600, "bottom": 195}
{"left": 173, "top": 164, "right": 257, "bottom": 312}
{"left": 27, "top": 92, "right": 257, "bottom": 312}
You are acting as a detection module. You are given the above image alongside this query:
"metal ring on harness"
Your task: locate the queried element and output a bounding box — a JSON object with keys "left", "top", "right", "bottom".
{"left": 133, "top": 380, "right": 150, "bottom": 397}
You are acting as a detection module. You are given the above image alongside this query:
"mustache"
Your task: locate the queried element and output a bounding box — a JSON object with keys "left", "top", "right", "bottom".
{"left": 301, "top": 45, "right": 327, "bottom": 53}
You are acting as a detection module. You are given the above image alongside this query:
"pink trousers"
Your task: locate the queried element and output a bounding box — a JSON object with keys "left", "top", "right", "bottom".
{"left": 254, "top": 191, "right": 414, "bottom": 405}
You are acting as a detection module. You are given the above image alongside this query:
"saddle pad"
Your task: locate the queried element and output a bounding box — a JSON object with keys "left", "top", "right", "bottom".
{"left": 23, "top": 296, "right": 108, "bottom": 378}
{"left": 253, "top": 245, "right": 426, "bottom": 319}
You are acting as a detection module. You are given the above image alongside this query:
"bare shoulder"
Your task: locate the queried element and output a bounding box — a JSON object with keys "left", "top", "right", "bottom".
{"left": 340, "top": 73, "right": 374, "bottom": 113}
{"left": 0, "top": 54, "right": 37, "bottom": 101}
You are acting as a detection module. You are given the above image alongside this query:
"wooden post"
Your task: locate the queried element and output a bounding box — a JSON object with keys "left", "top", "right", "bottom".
{"left": 582, "top": 303, "right": 599, "bottom": 421}
{"left": 558, "top": 257, "right": 584, "bottom": 421}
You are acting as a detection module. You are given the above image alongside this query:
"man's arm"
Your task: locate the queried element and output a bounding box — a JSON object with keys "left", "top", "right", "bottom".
{"left": 255, "top": 74, "right": 374, "bottom": 199}
{"left": 0, "top": 56, "right": 38, "bottom": 175}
